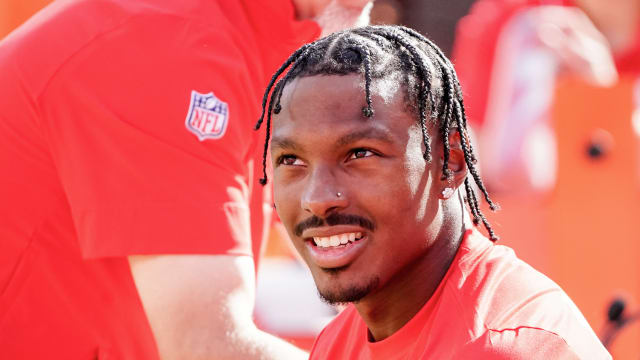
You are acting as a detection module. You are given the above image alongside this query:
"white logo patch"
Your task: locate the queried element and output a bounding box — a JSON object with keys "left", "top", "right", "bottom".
{"left": 185, "top": 90, "right": 229, "bottom": 140}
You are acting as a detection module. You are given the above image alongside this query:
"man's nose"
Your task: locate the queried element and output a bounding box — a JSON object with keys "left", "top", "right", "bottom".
{"left": 301, "top": 166, "right": 348, "bottom": 217}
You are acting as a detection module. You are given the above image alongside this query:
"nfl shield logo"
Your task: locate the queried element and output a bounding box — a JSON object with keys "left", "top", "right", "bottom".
{"left": 185, "top": 90, "right": 229, "bottom": 140}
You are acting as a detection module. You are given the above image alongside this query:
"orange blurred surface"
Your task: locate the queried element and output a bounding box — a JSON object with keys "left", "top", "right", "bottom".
{"left": 492, "top": 77, "right": 640, "bottom": 358}
{"left": 0, "top": 0, "right": 52, "bottom": 40}
{"left": 548, "top": 76, "right": 640, "bottom": 358}
{"left": 481, "top": 77, "right": 640, "bottom": 358}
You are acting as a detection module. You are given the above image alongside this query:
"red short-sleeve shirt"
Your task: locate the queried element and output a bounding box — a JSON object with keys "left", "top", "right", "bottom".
{"left": 0, "top": 0, "right": 319, "bottom": 358}
{"left": 309, "top": 230, "right": 611, "bottom": 359}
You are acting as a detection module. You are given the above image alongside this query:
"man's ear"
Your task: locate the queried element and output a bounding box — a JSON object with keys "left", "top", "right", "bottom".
{"left": 438, "top": 131, "right": 467, "bottom": 200}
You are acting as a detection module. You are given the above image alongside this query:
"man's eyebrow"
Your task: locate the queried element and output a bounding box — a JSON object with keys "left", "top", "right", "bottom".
{"left": 270, "top": 136, "right": 302, "bottom": 151}
{"left": 335, "top": 128, "right": 395, "bottom": 147}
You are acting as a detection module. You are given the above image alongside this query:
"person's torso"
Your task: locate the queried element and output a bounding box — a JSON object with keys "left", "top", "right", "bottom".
{"left": 310, "top": 230, "right": 609, "bottom": 359}
{"left": 0, "top": 0, "right": 317, "bottom": 358}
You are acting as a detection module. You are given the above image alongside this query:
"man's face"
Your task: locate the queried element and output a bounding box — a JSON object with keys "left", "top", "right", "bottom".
{"left": 271, "top": 74, "right": 443, "bottom": 304}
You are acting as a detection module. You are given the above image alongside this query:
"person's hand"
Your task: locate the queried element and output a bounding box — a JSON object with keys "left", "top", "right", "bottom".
{"left": 534, "top": 6, "right": 618, "bottom": 86}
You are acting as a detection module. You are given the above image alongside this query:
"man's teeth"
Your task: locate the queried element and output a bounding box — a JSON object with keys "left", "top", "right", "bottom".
{"left": 313, "top": 232, "right": 363, "bottom": 248}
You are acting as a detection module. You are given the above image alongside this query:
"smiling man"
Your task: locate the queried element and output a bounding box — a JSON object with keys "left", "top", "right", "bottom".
{"left": 0, "top": 0, "right": 373, "bottom": 359}
{"left": 255, "top": 26, "right": 611, "bottom": 359}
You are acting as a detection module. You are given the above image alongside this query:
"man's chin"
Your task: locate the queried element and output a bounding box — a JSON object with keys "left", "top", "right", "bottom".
{"left": 316, "top": 276, "right": 380, "bottom": 305}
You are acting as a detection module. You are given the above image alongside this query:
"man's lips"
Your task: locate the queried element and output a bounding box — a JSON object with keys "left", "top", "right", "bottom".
{"left": 302, "top": 226, "right": 369, "bottom": 269}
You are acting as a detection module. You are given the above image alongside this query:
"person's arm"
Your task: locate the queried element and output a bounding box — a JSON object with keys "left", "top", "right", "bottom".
{"left": 129, "top": 254, "right": 308, "bottom": 360}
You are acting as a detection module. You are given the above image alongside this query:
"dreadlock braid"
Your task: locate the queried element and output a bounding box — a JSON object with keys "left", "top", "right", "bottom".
{"left": 256, "top": 43, "right": 313, "bottom": 130}
{"left": 417, "top": 80, "right": 432, "bottom": 162}
{"left": 358, "top": 43, "right": 374, "bottom": 118}
{"left": 334, "top": 37, "right": 377, "bottom": 118}
{"left": 258, "top": 39, "right": 323, "bottom": 184}
{"left": 371, "top": 27, "right": 437, "bottom": 161}
{"left": 399, "top": 26, "right": 497, "bottom": 211}
{"left": 390, "top": 26, "right": 460, "bottom": 181}
{"left": 254, "top": 25, "right": 499, "bottom": 240}
{"left": 464, "top": 177, "right": 481, "bottom": 224}
{"left": 258, "top": 78, "right": 286, "bottom": 185}
{"left": 455, "top": 102, "right": 499, "bottom": 240}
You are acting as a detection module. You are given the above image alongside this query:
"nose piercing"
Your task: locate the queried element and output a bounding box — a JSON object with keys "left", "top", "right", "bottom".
{"left": 336, "top": 192, "right": 342, "bottom": 198}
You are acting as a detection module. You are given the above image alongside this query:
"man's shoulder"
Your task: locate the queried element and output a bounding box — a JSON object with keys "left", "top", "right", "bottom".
{"left": 0, "top": 0, "right": 129, "bottom": 97}
{"left": 0, "top": 0, "right": 118, "bottom": 94}
{"left": 453, "top": 233, "right": 564, "bottom": 323}
{"left": 0, "top": 0, "right": 233, "bottom": 97}
{"left": 450, "top": 232, "right": 610, "bottom": 359}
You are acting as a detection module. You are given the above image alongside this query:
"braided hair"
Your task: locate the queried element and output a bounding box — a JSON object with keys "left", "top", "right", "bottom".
{"left": 254, "top": 25, "right": 499, "bottom": 241}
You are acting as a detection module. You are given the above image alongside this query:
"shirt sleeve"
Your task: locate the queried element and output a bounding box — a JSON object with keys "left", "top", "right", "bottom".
{"left": 39, "top": 14, "right": 263, "bottom": 258}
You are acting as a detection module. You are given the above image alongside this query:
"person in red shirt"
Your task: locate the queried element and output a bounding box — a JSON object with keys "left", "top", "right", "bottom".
{"left": 0, "top": 0, "right": 371, "bottom": 359}
{"left": 256, "top": 25, "right": 611, "bottom": 359}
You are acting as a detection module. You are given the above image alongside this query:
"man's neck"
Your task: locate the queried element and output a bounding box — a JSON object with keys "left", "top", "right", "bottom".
{"left": 353, "top": 202, "right": 473, "bottom": 341}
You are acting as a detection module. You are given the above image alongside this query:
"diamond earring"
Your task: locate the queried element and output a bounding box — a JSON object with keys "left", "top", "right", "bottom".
{"left": 442, "top": 188, "right": 454, "bottom": 199}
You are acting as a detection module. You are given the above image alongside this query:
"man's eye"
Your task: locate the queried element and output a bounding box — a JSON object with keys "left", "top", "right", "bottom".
{"left": 279, "top": 155, "right": 303, "bottom": 166}
{"left": 349, "top": 149, "right": 374, "bottom": 160}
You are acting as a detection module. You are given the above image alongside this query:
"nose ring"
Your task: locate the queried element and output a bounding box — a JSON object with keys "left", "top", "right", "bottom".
{"left": 336, "top": 192, "right": 342, "bottom": 198}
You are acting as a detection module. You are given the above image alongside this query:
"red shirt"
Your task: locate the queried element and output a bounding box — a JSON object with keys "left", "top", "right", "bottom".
{"left": 0, "top": 0, "right": 319, "bottom": 358}
{"left": 309, "top": 230, "right": 610, "bottom": 359}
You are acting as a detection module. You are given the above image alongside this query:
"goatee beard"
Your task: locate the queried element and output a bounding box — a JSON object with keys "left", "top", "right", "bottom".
{"left": 318, "top": 276, "right": 380, "bottom": 305}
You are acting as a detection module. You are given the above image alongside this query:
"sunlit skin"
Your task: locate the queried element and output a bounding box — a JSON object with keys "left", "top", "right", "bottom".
{"left": 271, "top": 74, "right": 475, "bottom": 341}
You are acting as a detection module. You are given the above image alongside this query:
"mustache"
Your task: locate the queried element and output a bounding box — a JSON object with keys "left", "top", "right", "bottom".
{"left": 294, "top": 212, "right": 376, "bottom": 237}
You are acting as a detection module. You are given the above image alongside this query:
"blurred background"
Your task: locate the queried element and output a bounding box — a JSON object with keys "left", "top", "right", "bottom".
{"left": 3, "top": 0, "right": 639, "bottom": 358}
